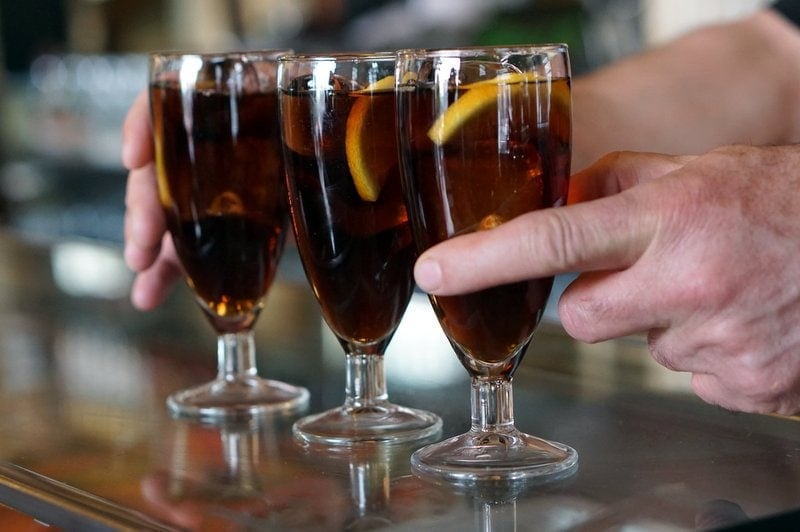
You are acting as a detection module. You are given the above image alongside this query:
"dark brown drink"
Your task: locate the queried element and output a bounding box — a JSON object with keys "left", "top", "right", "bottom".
{"left": 281, "top": 55, "right": 442, "bottom": 445}
{"left": 281, "top": 83, "right": 414, "bottom": 351}
{"left": 151, "top": 83, "right": 288, "bottom": 334}
{"left": 400, "top": 77, "right": 572, "bottom": 377}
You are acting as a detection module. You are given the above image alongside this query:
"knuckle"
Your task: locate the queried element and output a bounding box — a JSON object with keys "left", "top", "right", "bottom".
{"left": 702, "top": 348, "right": 799, "bottom": 414}
{"left": 690, "top": 373, "right": 726, "bottom": 408}
{"left": 558, "top": 290, "right": 612, "bottom": 343}
{"left": 647, "top": 329, "right": 683, "bottom": 371}
{"left": 684, "top": 268, "right": 737, "bottom": 309}
{"left": 522, "top": 209, "right": 579, "bottom": 273}
{"left": 735, "top": 357, "right": 796, "bottom": 408}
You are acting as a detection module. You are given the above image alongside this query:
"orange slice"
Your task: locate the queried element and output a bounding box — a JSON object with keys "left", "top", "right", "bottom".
{"left": 345, "top": 75, "right": 397, "bottom": 202}
{"left": 427, "top": 72, "right": 566, "bottom": 146}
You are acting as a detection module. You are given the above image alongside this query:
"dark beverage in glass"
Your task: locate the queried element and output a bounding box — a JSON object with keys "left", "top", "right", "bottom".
{"left": 400, "top": 76, "right": 571, "bottom": 377}
{"left": 151, "top": 85, "right": 286, "bottom": 334}
{"left": 280, "top": 87, "right": 413, "bottom": 348}
{"left": 279, "top": 53, "right": 441, "bottom": 444}
{"left": 397, "top": 45, "right": 578, "bottom": 484}
{"left": 150, "top": 51, "right": 309, "bottom": 420}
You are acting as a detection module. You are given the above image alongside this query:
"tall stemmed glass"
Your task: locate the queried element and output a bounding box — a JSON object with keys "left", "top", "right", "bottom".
{"left": 396, "top": 45, "right": 578, "bottom": 483}
{"left": 150, "top": 51, "right": 309, "bottom": 420}
{"left": 278, "top": 52, "right": 442, "bottom": 444}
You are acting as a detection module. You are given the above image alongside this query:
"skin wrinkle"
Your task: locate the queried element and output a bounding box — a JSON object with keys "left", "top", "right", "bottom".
{"left": 559, "top": 272, "right": 618, "bottom": 343}
{"left": 536, "top": 208, "right": 580, "bottom": 274}
{"left": 647, "top": 328, "right": 685, "bottom": 372}
{"left": 730, "top": 356, "right": 790, "bottom": 410}
{"left": 743, "top": 148, "right": 800, "bottom": 235}
{"left": 691, "top": 374, "right": 767, "bottom": 414}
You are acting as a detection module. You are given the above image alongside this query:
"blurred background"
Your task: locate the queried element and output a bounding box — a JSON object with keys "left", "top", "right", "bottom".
{"left": 0, "top": 0, "right": 770, "bottom": 245}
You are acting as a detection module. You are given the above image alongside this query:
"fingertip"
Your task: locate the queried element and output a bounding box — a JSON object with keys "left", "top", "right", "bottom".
{"left": 130, "top": 276, "right": 156, "bottom": 311}
{"left": 130, "top": 271, "right": 171, "bottom": 311}
{"left": 123, "top": 241, "right": 157, "bottom": 273}
{"left": 414, "top": 256, "right": 442, "bottom": 293}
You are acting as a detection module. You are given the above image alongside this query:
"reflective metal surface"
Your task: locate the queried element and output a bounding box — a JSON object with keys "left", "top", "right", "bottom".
{"left": 0, "top": 231, "right": 797, "bottom": 531}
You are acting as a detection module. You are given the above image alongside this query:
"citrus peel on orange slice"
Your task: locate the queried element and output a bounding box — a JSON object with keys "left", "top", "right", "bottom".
{"left": 346, "top": 75, "right": 397, "bottom": 202}
{"left": 427, "top": 72, "right": 564, "bottom": 146}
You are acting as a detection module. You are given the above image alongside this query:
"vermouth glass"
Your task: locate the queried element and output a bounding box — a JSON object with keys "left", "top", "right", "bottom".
{"left": 150, "top": 50, "right": 309, "bottom": 420}
{"left": 278, "top": 52, "right": 442, "bottom": 444}
{"left": 396, "top": 45, "right": 578, "bottom": 483}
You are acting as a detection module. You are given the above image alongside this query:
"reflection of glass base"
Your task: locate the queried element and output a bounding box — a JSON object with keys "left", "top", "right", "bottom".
{"left": 293, "top": 402, "right": 442, "bottom": 445}
{"left": 410, "top": 428, "right": 578, "bottom": 486}
{"left": 167, "top": 376, "right": 310, "bottom": 421}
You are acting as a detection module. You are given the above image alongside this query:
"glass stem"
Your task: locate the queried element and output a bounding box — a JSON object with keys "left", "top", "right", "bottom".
{"left": 217, "top": 330, "right": 258, "bottom": 382}
{"left": 221, "top": 427, "right": 260, "bottom": 492}
{"left": 470, "top": 377, "right": 515, "bottom": 433}
{"left": 476, "top": 499, "right": 518, "bottom": 532}
{"left": 344, "top": 353, "right": 388, "bottom": 410}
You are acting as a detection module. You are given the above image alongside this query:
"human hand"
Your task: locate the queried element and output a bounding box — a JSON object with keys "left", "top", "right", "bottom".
{"left": 414, "top": 147, "right": 800, "bottom": 415}
{"left": 122, "top": 89, "right": 182, "bottom": 310}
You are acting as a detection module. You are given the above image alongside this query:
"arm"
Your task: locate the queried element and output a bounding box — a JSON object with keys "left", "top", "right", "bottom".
{"left": 572, "top": 9, "right": 800, "bottom": 170}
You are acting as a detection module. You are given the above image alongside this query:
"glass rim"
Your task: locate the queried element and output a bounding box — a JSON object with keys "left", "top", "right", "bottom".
{"left": 278, "top": 51, "right": 395, "bottom": 63}
{"left": 148, "top": 49, "right": 294, "bottom": 61}
{"left": 395, "top": 43, "right": 569, "bottom": 58}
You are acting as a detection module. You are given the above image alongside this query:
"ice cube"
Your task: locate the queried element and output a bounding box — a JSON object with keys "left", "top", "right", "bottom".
{"left": 457, "top": 61, "right": 522, "bottom": 86}
{"left": 291, "top": 73, "right": 359, "bottom": 92}
{"left": 228, "top": 59, "right": 262, "bottom": 94}
{"left": 193, "top": 58, "right": 267, "bottom": 95}
{"left": 329, "top": 73, "right": 359, "bottom": 91}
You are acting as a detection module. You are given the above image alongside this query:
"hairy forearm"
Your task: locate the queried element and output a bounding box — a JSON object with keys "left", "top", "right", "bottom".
{"left": 571, "top": 9, "right": 800, "bottom": 170}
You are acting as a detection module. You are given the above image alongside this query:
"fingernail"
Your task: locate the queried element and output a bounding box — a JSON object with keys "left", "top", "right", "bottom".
{"left": 414, "top": 257, "right": 442, "bottom": 293}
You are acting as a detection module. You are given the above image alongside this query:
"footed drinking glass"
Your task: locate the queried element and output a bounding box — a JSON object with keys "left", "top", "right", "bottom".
{"left": 396, "top": 45, "right": 578, "bottom": 484}
{"left": 278, "top": 52, "right": 442, "bottom": 444}
{"left": 150, "top": 51, "right": 309, "bottom": 420}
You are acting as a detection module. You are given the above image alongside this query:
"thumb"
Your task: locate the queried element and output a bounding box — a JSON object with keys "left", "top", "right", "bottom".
{"left": 414, "top": 189, "right": 658, "bottom": 295}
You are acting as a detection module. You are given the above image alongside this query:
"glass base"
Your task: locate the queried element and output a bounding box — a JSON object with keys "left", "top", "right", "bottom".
{"left": 167, "top": 376, "right": 310, "bottom": 421}
{"left": 293, "top": 402, "right": 442, "bottom": 445}
{"left": 410, "top": 427, "right": 578, "bottom": 486}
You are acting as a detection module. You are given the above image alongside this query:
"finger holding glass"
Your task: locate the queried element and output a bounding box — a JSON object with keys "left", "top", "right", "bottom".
{"left": 149, "top": 51, "right": 309, "bottom": 420}
{"left": 278, "top": 52, "right": 442, "bottom": 445}
{"left": 397, "top": 45, "right": 577, "bottom": 484}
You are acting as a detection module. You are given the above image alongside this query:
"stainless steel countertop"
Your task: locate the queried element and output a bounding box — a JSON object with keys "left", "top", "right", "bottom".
{"left": 0, "top": 231, "right": 796, "bottom": 531}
